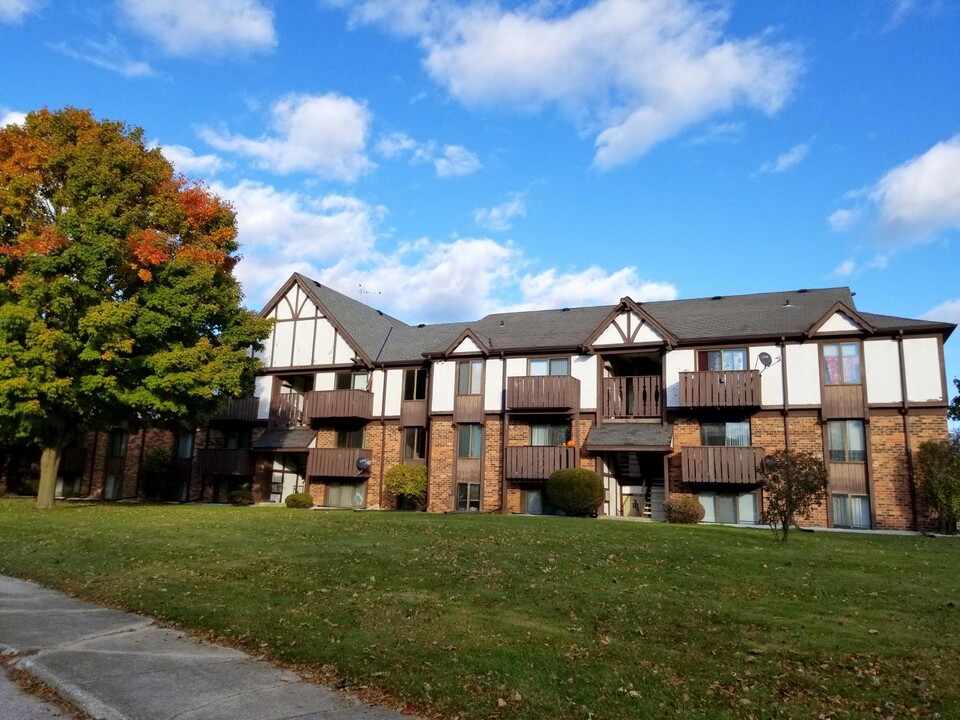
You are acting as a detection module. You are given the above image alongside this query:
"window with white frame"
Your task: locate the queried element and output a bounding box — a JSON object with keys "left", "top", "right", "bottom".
{"left": 700, "top": 421, "right": 751, "bottom": 447}
{"left": 698, "top": 491, "right": 758, "bottom": 524}
{"left": 822, "top": 343, "right": 861, "bottom": 385}
{"left": 698, "top": 348, "right": 747, "bottom": 371}
{"left": 529, "top": 357, "right": 570, "bottom": 376}
{"left": 531, "top": 424, "right": 570, "bottom": 446}
{"left": 833, "top": 494, "right": 871, "bottom": 528}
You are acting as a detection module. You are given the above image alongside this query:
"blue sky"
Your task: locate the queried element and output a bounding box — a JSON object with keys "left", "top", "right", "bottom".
{"left": 2, "top": 0, "right": 959, "bottom": 385}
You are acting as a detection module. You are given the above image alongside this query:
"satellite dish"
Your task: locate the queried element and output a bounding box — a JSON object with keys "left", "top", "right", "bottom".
{"left": 758, "top": 352, "right": 773, "bottom": 368}
{"left": 356, "top": 456, "right": 372, "bottom": 472}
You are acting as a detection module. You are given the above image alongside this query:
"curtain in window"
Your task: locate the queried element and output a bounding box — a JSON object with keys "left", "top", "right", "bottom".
{"left": 823, "top": 344, "right": 842, "bottom": 385}
{"left": 737, "top": 493, "right": 757, "bottom": 523}
{"left": 828, "top": 422, "right": 846, "bottom": 461}
{"left": 458, "top": 424, "right": 482, "bottom": 457}
{"left": 846, "top": 421, "right": 866, "bottom": 461}
{"left": 725, "top": 421, "right": 751, "bottom": 447}
{"left": 529, "top": 359, "right": 548, "bottom": 376}
{"left": 723, "top": 349, "right": 747, "bottom": 371}
{"left": 698, "top": 492, "right": 716, "bottom": 522}
{"left": 841, "top": 344, "right": 861, "bottom": 384}
{"left": 701, "top": 423, "right": 726, "bottom": 446}
{"left": 850, "top": 496, "right": 870, "bottom": 528}
{"left": 531, "top": 425, "right": 550, "bottom": 446}
{"left": 550, "top": 358, "right": 570, "bottom": 375}
{"left": 832, "top": 495, "right": 851, "bottom": 527}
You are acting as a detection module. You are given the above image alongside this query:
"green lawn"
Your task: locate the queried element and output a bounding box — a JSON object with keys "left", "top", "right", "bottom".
{"left": 1, "top": 500, "right": 957, "bottom": 719}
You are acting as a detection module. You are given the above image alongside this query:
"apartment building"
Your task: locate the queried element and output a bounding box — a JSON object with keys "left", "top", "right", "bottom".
{"left": 42, "top": 273, "right": 954, "bottom": 531}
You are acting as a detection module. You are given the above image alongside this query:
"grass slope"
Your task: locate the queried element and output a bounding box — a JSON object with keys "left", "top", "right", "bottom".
{"left": 0, "top": 499, "right": 957, "bottom": 719}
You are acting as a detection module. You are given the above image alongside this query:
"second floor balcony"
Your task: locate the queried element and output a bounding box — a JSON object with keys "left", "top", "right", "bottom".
{"left": 307, "top": 447, "right": 372, "bottom": 479}
{"left": 506, "top": 376, "right": 580, "bottom": 412}
{"left": 211, "top": 396, "right": 261, "bottom": 423}
{"left": 679, "top": 370, "right": 761, "bottom": 408}
{"left": 197, "top": 449, "right": 253, "bottom": 476}
{"left": 304, "top": 389, "right": 374, "bottom": 422}
{"left": 602, "top": 375, "right": 661, "bottom": 419}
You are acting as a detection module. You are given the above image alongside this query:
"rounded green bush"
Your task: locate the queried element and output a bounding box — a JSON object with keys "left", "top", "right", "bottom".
{"left": 663, "top": 496, "right": 705, "bottom": 524}
{"left": 228, "top": 489, "right": 254, "bottom": 506}
{"left": 545, "top": 468, "right": 604, "bottom": 518}
{"left": 285, "top": 492, "right": 313, "bottom": 509}
{"left": 384, "top": 464, "right": 428, "bottom": 510}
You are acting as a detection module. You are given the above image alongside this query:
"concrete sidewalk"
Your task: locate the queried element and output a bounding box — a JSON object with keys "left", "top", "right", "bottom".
{"left": 0, "top": 576, "right": 418, "bottom": 720}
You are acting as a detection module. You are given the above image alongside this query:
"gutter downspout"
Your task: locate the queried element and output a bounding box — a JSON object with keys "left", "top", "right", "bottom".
{"left": 780, "top": 337, "right": 791, "bottom": 452}
{"left": 897, "top": 331, "right": 919, "bottom": 529}
{"left": 378, "top": 366, "right": 388, "bottom": 510}
{"left": 424, "top": 360, "right": 434, "bottom": 511}
{"left": 500, "top": 352, "right": 509, "bottom": 514}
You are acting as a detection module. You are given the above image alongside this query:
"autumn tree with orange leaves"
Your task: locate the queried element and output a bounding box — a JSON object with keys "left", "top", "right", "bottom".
{"left": 0, "top": 108, "right": 271, "bottom": 508}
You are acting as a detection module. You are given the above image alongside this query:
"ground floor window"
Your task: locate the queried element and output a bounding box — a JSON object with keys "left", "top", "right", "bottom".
{"left": 521, "top": 487, "right": 557, "bottom": 515}
{"left": 326, "top": 481, "right": 366, "bottom": 508}
{"left": 55, "top": 475, "right": 82, "bottom": 499}
{"left": 456, "top": 482, "right": 480, "bottom": 511}
{"left": 832, "top": 493, "right": 870, "bottom": 529}
{"left": 698, "top": 491, "right": 758, "bottom": 524}
{"left": 214, "top": 477, "right": 250, "bottom": 504}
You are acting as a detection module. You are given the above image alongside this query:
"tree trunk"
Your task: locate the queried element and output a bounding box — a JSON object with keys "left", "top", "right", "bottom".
{"left": 35, "top": 446, "right": 62, "bottom": 509}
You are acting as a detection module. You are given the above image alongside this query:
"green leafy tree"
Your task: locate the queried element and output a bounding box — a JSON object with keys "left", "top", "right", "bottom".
{"left": 916, "top": 436, "right": 960, "bottom": 533}
{"left": 758, "top": 449, "right": 828, "bottom": 542}
{"left": 0, "top": 107, "right": 271, "bottom": 509}
{"left": 949, "top": 378, "right": 959, "bottom": 421}
{"left": 384, "top": 464, "right": 427, "bottom": 510}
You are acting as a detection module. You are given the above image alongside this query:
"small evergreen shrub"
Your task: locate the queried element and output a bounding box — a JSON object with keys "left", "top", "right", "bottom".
{"left": 663, "top": 496, "right": 705, "bottom": 524}
{"left": 545, "top": 468, "right": 604, "bottom": 517}
{"left": 917, "top": 438, "right": 960, "bottom": 533}
{"left": 384, "top": 464, "right": 428, "bottom": 510}
{"left": 285, "top": 492, "right": 313, "bottom": 509}
{"left": 228, "top": 489, "right": 254, "bottom": 506}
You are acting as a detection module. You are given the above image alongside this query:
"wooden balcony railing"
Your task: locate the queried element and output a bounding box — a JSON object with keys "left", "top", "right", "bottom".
{"left": 307, "top": 448, "right": 372, "bottom": 479}
{"left": 212, "top": 396, "right": 260, "bottom": 423}
{"left": 304, "top": 389, "right": 374, "bottom": 422}
{"left": 821, "top": 385, "right": 865, "bottom": 419}
{"left": 602, "top": 376, "right": 661, "bottom": 419}
{"left": 400, "top": 399, "right": 428, "bottom": 427}
{"left": 507, "top": 376, "right": 580, "bottom": 412}
{"left": 681, "top": 446, "right": 766, "bottom": 484}
{"left": 269, "top": 394, "right": 305, "bottom": 428}
{"left": 453, "top": 394, "right": 484, "bottom": 423}
{"left": 197, "top": 449, "right": 253, "bottom": 476}
{"left": 504, "top": 446, "right": 578, "bottom": 480}
{"left": 679, "top": 370, "right": 761, "bottom": 408}
{"left": 60, "top": 447, "right": 87, "bottom": 474}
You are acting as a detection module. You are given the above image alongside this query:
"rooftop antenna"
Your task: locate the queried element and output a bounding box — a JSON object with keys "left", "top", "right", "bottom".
{"left": 357, "top": 283, "right": 381, "bottom": 304}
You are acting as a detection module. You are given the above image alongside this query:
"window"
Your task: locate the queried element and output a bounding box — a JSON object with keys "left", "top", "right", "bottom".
{"left": 827, "top": 420, "right": 866, "bottom": 462}
{"left": 403, "top": 427, "right": 426, "bottom": 460}
{"left": 176, "top": 431, "right": 194, "bottom": 459}
{"left": 823, "top": 343, "right": 861, "bottom": 385}
{"left": 698, "top": 348, "right": 747, "bottom": 371}
{"left": 224, "top": 430, "right": 251, "bottom": 450}
{"left": 326, "top": 481, "right": 366, "bottom": 508}
{"left": 109, "top": 430, "right": 128, "bottom": 458}
{"left": 457, "top": 360, "right": 482, "bottom": 395}
{"left": 529, "top": 357, "right": 570, "bottom": 376}
{"left": 458, "top": 424, "right": 483, "bottom": 458}
{"left": 337, "top": 428, "right": 365, "bottom": 449}
{"left": 701, "top": 421, "right": 751, "bottom": 447}
{"left": 531, "top": 424, "right": 570, "bottom": 446}
{"left": 698, "top": 492, "right": 758, "bottom": 524}
{"left": 456, "top": 482, "right": 481, "bottom": 512}
{"left": 404, "top": 367, "right": 428, "bottom": 400}
{"left": 335, "top": 371, "right": 368, "bottom": 390}
{"left": 833, "top": 494, "right": 871, "bottom": 529}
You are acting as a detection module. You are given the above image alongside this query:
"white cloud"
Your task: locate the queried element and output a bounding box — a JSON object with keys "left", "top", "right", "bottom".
{"left": 684, "top": 121, "right": 744, "bottom": 146}
{"left": 155, "top": 143, "right": 223, "bottom": 176}
{"left": 49, "top": 38, "right": 153, "bottom": 78}
{"left": 474, "top": 192, "right": 526, "bottom": 231}
{"left": 434, "top": 144, "right": 481, "bottom": 177}
{"left": 201, "top": 93, "right": 374, "bottom": 182}
{"left": 0, "top": 108, "right": 26, "bottom": 127}
{"left": 118, "top": 0, "right": 276, "bottom": 56}
{"left": 210, "top": 180, "right": 383, "bottom": 304}
{"left": 0, "top": 0, "right": 39, "bottom": 23}
{"left": 510, "top": 266, "right": 677, "bottom": 313}
{"left": 375, "top": 131, "right": 481, "bottom": 177}
{"left": 334, "top": 0, "right": 802, "bottom": 169}
{"left": 922, "top": 298, "right": 960, "bottom": 325}
{"left": 832, "top": 259, "right": 856, "bottom": 277}
{"left": 828, "top": 207, "right": 862, "bottom": 232}
{"left": 756, "top": 140, "right": 811, "bottom": 175}
{"left": 870, "top": 134, "right": 960, "bottom": 238}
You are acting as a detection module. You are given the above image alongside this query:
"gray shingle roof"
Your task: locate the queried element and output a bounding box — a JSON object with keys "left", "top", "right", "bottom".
{"left": 289, "top": 275, "right": 954, "bottom": 365}
{"left": 253, "top": 428, "right": 317, "bottom": 450}
{"left": 584, "top": 423, "right": 674, "bottom": 450}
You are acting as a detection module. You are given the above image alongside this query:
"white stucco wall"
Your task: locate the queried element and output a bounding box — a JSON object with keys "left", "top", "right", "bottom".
{"left": 254, "top": 375, "right": 273, "bottom": 420}
{"left": 633, "top": 322, "right": 663, "bottom": 343}
{"left": 451, "top": 336, "right": 481, "bottom": 354}
{"left": 484, "top": 358, "right": 504, "bottom": 412}
{"left": 291, "top": 319, "right": 315, "bottom": 366}
{"left": 371, "top": 369, "right": 385, "bottom": 417}
{"left": 314, "top": 372, "right": 336, "bottom": 391}
{"left": 271, "top": 322, "right": 294, "bottom": 367}
{"left": 749, "top": 345, "right": 784, "bottom": 407}
{"left": 864, "top": 339, "right": 902, "bottom": 404}
{"left": 431, "top": 361, "right": 456, "bottom": 412}
{"left": 903, "top": 337, "right": 944, "bottom": 402}
{"left": 505, "top": 357, "right": 527, "bottom": 377}
{"left": 572, "top": 354, "right": 598, "bottom": 410}
{"left": 334, "top": 332, "right": 355, "bottom": 364}
{"left": 786, "top": 343, "right": 821, "bottom": 406}
{"left": 383, "top": 369, "right": 403, "bottom": 417}
{"left": 664, "top": 349, "right": 695, "bottom": 407}
{"left": 312, "top": 319, "right": 337, "bottom": 366}
{"left": 817, "top": 312, "right": 862, "bottom": 334}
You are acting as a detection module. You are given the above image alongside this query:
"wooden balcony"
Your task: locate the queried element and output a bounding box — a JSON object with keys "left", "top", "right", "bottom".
{"left": 681, "top": 446, "right": 766, "bottom": 485}
{"left": 602, "top": 376, "right": 661, "bottom": 419}
{"left": 453, "top": 394, "right": 484, "bottom": 423}
{"left": 400, "top": 399, "right": 428, "bottom": 427}
{"left": 269, "top": 394, "right": 305, "bottom": 428}
{"left": 679, "top": 370, "right": 761, "bottom": 408}
{"left": 197, "top": 449, "right": 253, "bottom": 476}
{"left": 507, "top": 376, "right": 580, "bottom": 412}
{"left": 821, "top": 384, "right": 865, "bottom": 419}
{"left": 504, "top": 446, "right": 578, "bottom": 480}
{"left": 60, "top": 447, "right": 87, "bottom": 474}
{"left": 307, "top": 448, "right": 372, "bottom": 479}
{"left": 212, "top": 396, "right": 260, "bottom": 423}
{"left": 304, "top": 389, "right": 374, "bottom": 422}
